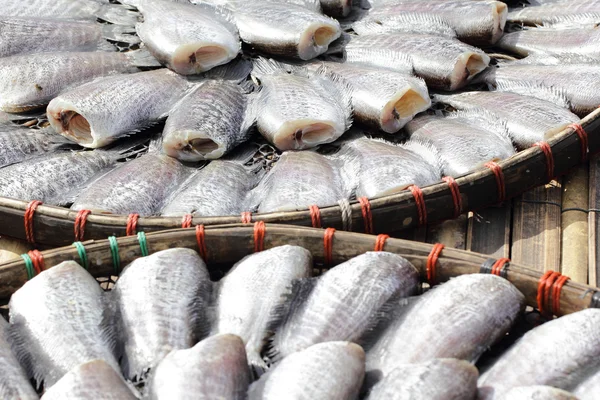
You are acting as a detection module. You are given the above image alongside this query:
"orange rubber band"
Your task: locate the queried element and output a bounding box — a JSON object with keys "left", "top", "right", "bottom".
{"left": 408, "top": 185, "right": 427, "bottom": 226}
{"left": 195, "top": 225, "right": 207, "bottom": 260}
{"left": 309, "top": 205, "right": 322, "bottom": 229}
{"left": 24, "top": 200, "right": 42, "bottom": 244}
{"left": 323, "top": 228, "right": 335, "bottom": 265}
{"left": 27, "top": 249, "right": 44, "bottom": 275}
{"left": 126, "top": 213, "right": 139, "bottom": 236}
{"left": 569, "top": 123, "right": 588, "bottom": 162}
{"left": 241, "top": 212, "right": 252, "bottom": 224}
{"left": 442, "top": 176, "right": 462, "bottom": 218}
{"left": 74, "top": 209, "right": 91, "bottom": 242}
{"left": 358, "top": 197, "right": 373, "bottom": 234}
{"left": 485, "top": 161, "right": 506, "bottom": 203}
{"left": 533, "top": 142, "right": 554, "bottom": 181}
{"left": 253, "top": 221, "right": 265, "bottom": 252}
{"left": 491, "top": 257, "right": 510, "bottom": 277}
{"left": 537, "top": 271, "right": 553, "bottom": 315}
{"left": 553, "top": 275, "right": 570, "bottom": 316}
{"left": 426, "top": 243, "right": 444, "bottom": 285}
{"left": 181, "top": 214, "right": 193, "bottom": 229}
{"left": 374, "top": 234, "right": 389, "bottom": 252}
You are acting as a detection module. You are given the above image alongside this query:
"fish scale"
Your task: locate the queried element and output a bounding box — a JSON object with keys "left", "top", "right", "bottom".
{"left": 502, "top": 386, "right": 579, "bottom": 400}
{"left": 497, "top": 27, "right": 600, "bottom": 59}
{"left": 0, "top": 127, "right": 70, "bottom": 168}
{"left": 0, "top": 317, "right": 37, "bottom": 400}
{"left": 507, "top": 0, "right": 600, "bottom": 26}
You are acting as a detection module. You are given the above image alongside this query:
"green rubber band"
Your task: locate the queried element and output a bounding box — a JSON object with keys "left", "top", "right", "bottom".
{"left": 137, "top": 231, "right": 149, "bottom": 257}
{"left": 108, "top": 236, "right": 121, "bottom": 275}
{"left": 21, "top": 253, "right": 34, "bottom": 280}
{"left": 72, "top": 241, "right": 89, "bottom": 270}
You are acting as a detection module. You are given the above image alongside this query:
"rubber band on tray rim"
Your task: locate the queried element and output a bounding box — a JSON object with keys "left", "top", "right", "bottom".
{"left": 485, "top": 161, "right": 506, "bottom": 203}
{"left": 323, "top": 228, "right": 335, "bottom": 265}
{"left": 74, "top": 209, "right": 91, "bottom": 242}
{"left": 309, "top": 205, "right": 322, "bottom": 229}
{"left": 492, "top": 258, "right": 510, "bottom": 278}
{"left": 442, "top": 176, "right": 462, "bottom": 218}
{"left": 537, "top": 270, "right": 570, "bottom": 317}
{"left": 108, "top": 236, "right": 121, "bottom": 275}
{"left": 241, "top": 212, "right": 252, "bottom": 224}
{"left": 72, "top": 241, "right": 89, "bottom": 270}
{"left": 426, "top": 243, "right": 444, "bottom": 285}
{"left": 24, "top": 200, "right": 42, "bottom": 244}
{"left": 181, "top": 214, "right": 193, "bottom": 229}
{"left": 253, "top": 221, "right": 265, "bottom": 253}
{"left": 358, "top": 197, "right": 373, "bottom": 234}
{"left": 408, "top": 185, "right": 427, "bottom": 226}
{"left": 126, "top": 213, "right": 139, "bottom": 236}
{"left": 533, "top": 142, "right": 555, "bottom": 181}
{"left": 21, "top": 253, "right": 35, "bottom": 280}
{"left": 374, "top": 234, "right": 389, "bottom": 252}
{"left": 195, "top": 225, "right": 207, "bottom": 260}
{"left": 137, "top": 231, "right": 149, "bottom": 257}
{"left": 568, "top": 123, "right": 589, "bottom": 162}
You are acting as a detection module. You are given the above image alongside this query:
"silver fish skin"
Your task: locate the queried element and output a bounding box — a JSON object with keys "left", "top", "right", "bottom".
{"left": 507, "top": 0, "right": 600, "bottom": 27}
{"left": 497, "top": 27, "right": 600, "bottom": 59}
{"left": 111, "top": 248, "right": 212, "bottom": 380}
{"left": 365, "top": 274, "right": 525, "bottom": 389}
{"left": 343, "top": 33, "right": 490, "bottom": 90}
{"left": 500, "top": 386, "right": 579, "bottom": 400}
{"left": 0, "top": 127, "right": 71, "bottom": 169}
{"left": 337, "top": 135, "right": 442, "bottom": 198}
{"left": 71, "top": 153, "right": 191, "bottom": 215}
{"left": 271, "top": 252, "right": 420, "bottom": 360}
{"left": 212, "top": 245, "right": 312, "bottom": 372}
{"left": 405, "top": 113, "right": 515, "bottom": 177}
{"left": 313, "top": 61, "right": 430, "bottom": 133}
{"left": 0, "top": 51, "right": 149, "bottom": 113}
{"left": 252, "top": 58, "right": 352, "bottom": 151}
{"left": 135, "top": 1, "right": 240, "bottom": 74}
{"left": 199, "top": 0, "right": 322, "bottom": 13}
{"left": 478, "top": 309, "right": 600, "bottom": 400}
{"left": 483, "top": 64, "right": 600, "bottom": 117}
{"left": 250, "top": 150, "right": 353, "bottom": 213}
{"left": 366, "top": 358, "right": 478, "bottom": 400}
{"left": 8, "top": 261, "right": 119, "bottom": 389}
{"left": 433, "top": 91, "right": 580, "bottom": 148}
{"left": 229, "top": 1, "right": 341, "bottom": 60}
{"left": 0, "top": 317, "right": 38, "bottom": 400}
{"left": 47, "top": 69, "right": 194, "bottom": 148}
{"left": 248, "top": 341, "right": 365, "bottom": 400}
{"left": 574, "top": 369, "right": 600, "bottom": 400}
{"left": 146, "top": 334, "right": 250, "bottom": 400}
{"left": 41, "top": 360, "right": 138, "bottom": 400}
{"left": 320, "top": 0, "right": 351, "bottom": 18}
{"left": 352, "top": 12, "right": 457, "bottom": 38}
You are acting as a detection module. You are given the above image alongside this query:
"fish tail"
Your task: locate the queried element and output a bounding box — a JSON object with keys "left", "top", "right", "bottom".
{"left": 203, "top": 58, "right": 252, "bottom": 82}
{"left": 248, "top": 351, "right": 269, "bottom": 378}
{"left": 127, "top": 48, "right": 162, "bottom": 68}
{"left": 101, "top": 24, "right": 140, "bottom": 44}
{"left": 96, "top": 4, "right": 141, "bottom": 26}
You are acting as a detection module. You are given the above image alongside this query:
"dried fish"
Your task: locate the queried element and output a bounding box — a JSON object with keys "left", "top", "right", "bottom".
{"left": 507, "top": 0, "right": 600, "bottom": 27}
{"left": 574, "top": 368, "right": 600, "bottom": 400}
{"left": 501, "top": 386, "right": 579, "bottom": 400}
{"left": 0, "top": 317, "right": 37, "bottom": 400}
{"left": 352, "top": 12, "right": 457, "bottom": 38}
{"left": 0, "top": 127, "right": 72, "bottom": 169}
{"left": 497, "top": 27, "right": 600, "bottom": 59}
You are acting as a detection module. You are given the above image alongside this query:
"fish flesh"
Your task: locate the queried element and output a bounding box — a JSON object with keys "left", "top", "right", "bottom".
{"left": 212, "top": 245, "right": 313, "bottom": 372}
{"left": 135, "top": 1, "right": 240, "bottom": 74}
{"left": 365, "top": 274, "right": 525, "bottom": 389}
{"left": 252, "top": 58, "right": 352, "bottom": 151}
{"left": 507, "top": 0, "right": 600, "bottom": 27}
{"left": 271, "top": 252, "right": 420, "bottom": 360}
{"left": 482, "top": 64, "right": 600, "bottom": 117}
{"left": 351, "top": 12, "right": 457, "bottom": 38}
{"left": 312, "top": 61, "right": 430, "bottom": 133}
{"left": 8, "top": 261, "right": 119, "bottom": 388}
{"left": 497, "top": 27, "right": 600, "bottom": 59}
{"left": 405, "top": 113, "right": 515, "bottom": 177}
{"left": 250, "top": 150, "right": 353, "bottom": 213}
{"left": 71, "top": 152, "right": 192, "bottom": 215}
{"left": 248, "top": 341, "right": 365, "bottom": 400}
{"left": 48, "top": 68, "right": 194, "bottom": 148}
{"left": 0, "top": 17, "right": 138, "bottom": 57}
{"left": 111, "top": 248, "right": 212, "bottom": 379}
{"left": 0, "top": 50, "right": 155, "bottom": 113}
{"left": 0, "top": 126, "right": 72, "bottom": 169}
{"left": 478, "top": 309, "right": 600, "bottom": 400}
{"left": 146, "top": 334, "right": 251, "bottom": 400}
{"left": 0, "top": 317, "right": 37, "bottom": 400}
{"left": 500, "top": 386, "right": 579, "bottom": 400}
{"left": 320, "top": 0, "right": 351, "bottom": 18}
{"left": 433, "top": 91, "right": 580, "bottom": 148}
{"left": 340, "top": 33, "right": 490, "bottom": 90}
{"left": 366, "top": 358, "right": 478, "bottom": 400}
{"left": 41, "top": 360, "right": 138, "bottom": 400}
{"left": 337, "top": 135, "right": 442, "bottom": 198}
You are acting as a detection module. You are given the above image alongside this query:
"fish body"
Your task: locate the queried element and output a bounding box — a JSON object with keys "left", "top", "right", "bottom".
{"left": 366, "top": 358, "right": 478, "bottom": 400}
{"left": 497, "top": 27, "right": 600, "bottom": 59}
{"left": 71, "top": 152, "right": 191, "bottom": 215}
{"left": 111, "top": 248, "right": 212, "bottom": 379}
{"left": 272, "top": 252, "right": 420, "bottom": 359}
{"left": 0, "top": 127, "right": 71, "bottom": 169}
{"left": 433, "top": 91, "right": 580, "bottom": 148}
{"left": 574, "top": 368, "right": 600, "bottom": 400}
{"left": 500, "top": 386, "right": 579, "bottom": 400}
{"left": 0, "top": 317, "right": 38, "bottom": 400}
{"left": 507, "top": 0, "right": 600, "bottom": 27}
{"left": 365, "top": 274, "right": 525, "bottom": 389}
{"left": 48, "top": 69, "right": 193, "bottom": 148}
{"left": 41, "top": 360, "right": 137, "bottom": 400}
{"left": 135, "top": 1, "right": 240, "bottom": 74}
{"left": 478, "top": 309, "right": 600, "bottom": 400}
{"left": 351, "top": 12, "right": 457, "bottom": 38}
{"left": 405, "top": 113, "right": 515, "bottom": 176}
{"left": 8, "top": 261, "right": 118, "bottom": 388}
{"left": 212, "top": 245, "right": 313, "bottom": 372}
{"left": 248, "top": 341, "right": 365, "bottom": 400}
{"left": 146, "top": 334, "right": 250, "bottom": 400}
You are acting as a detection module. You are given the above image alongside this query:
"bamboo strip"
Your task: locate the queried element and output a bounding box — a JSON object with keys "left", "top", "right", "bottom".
{"left": 589, "top": 154, "right": 600, "bottom": 287}
{"left": 466, "top": 208, "right": 511, "bottom": 258}
{"left": 561, "top": 166, "right": 589, "bottom": 283}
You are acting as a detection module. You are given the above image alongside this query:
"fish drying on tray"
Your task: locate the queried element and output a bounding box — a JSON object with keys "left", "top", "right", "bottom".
{"left": 0, "top": 317, "right": 37, "bottom": 400}
{"left": 211, "top": 245, "right": 312, "bottom": 373}
{"left": 0, "top": 126, "right": 73, "bottom": 169}
{"left": 497, "top": 27, "right": 600, "bottom": 59}
{"left": 499, "top": 386, "right": 579, "bottom": 400}
{"left": 507, "top": 0, "right": 600, "bottom": 28}
{"left": 201, "top": 0, "right": 323, "bottom": 15}
{"left": 351, "top": 13, "right": 458, "bottom": 38}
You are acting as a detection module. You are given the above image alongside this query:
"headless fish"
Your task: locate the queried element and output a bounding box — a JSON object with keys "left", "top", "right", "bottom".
{"left": 8, "top": 261, "right": 119, "bottom": 389}
{"left": 507, "top": 0, "right": 600, "bottom": 27}
{"left": 248, "top": 341, "right": 365, "bottom": 400}
{"left": 145, "top": 334, "right": 251, "bottom": 400}
{"left": 478, "top": 309, "right": 600, "bottom": 400}
{"left": 0, "top": 317, "right": 37, "bottom": 400}
{"left": 498, "top": 27, "right": 600, "bottom": 59}
{"left": 211, "top": 245, "right": 312, "bottom": 373}
{"left": 574, "top": 368, "right": 600, "bottom": 400}
{"left": 500, "top": 386, "right": 579, "bottom": 400}
{"left": 352, "top": 12, "right": 457, "bottom": 38}
{"left": 111, "top": 248, "right": 212, "bottom": 380}
{"left": 0, "top": 126, "right": 72, "bottom": 169}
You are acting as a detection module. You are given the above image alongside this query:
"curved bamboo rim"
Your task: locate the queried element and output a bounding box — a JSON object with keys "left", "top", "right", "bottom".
{"left": 1, "top": 109, "right": 599, "bottom": 246}
{"left": 0, "top": 224, "right": 598, "bottom": 317}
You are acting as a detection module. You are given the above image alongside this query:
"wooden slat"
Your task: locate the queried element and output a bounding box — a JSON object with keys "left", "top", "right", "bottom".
{"left": 426, "top": 215, "right": 468, "bottom": 249}
{"left": 561, "top": 165, "right": 589, "bottom": 283}
{"left": 466, "top": 207, "right": 511, "bottom": 258}
{"left": 589, "top": 154, "right": 600, "bottom": 287}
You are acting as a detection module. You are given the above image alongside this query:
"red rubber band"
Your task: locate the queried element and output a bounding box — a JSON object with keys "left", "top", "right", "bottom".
{"left": 569, "top": 123, "right": 588, "bottom": 162}
{"left": 426, "top": 243, "right": 444, "bottom": 285}
{"left": 537, "top": 271, "right": 553, "bottom": 315}
{"left": 74, "top": 209, "right": 91, "bottom": 242}
{"left": 253, "top": 221, "right": 265, "bottom": 253}
{"left": 309, "top": 205, "right": 322, "bottom": 229}
{"left": 241, "top": 212, "right": 252, "bottom": 224}
{"left": 491, "top": 257, "right": 510, "bottom": 276}
{"left": 126, "top": 213, "right": 139, "bottom": 236}
{"left": 358, "top": 197, "right": 373, "bottom": 234}
{"left": 323, "top": 228, "right": 335, "bottom": 265}
{"left": 181, "top": 214, "right": 193, "bottom": 229}
{"left": 24, "top": 200, "right": 42, "bottom": 244}
{"left": 552, "top": 275, "right": 570, "bottom": 316}
{"left": 27, "top": 249, "right": 44, "bottom": 275}
{"left": 543, "top": 271, "right": 561, "bottom": 316}
{"left": 442, "top": 176, "right": 462, "bottom": 218}
{"left": 533, "top": 142, "right": 554, "bottom": 181}
{"left": 408, "top": 185, "right": 427, "bottom": 226}
{"left": 374, "top": 234, "right": 389, "bottom": 252}
{"left": 195, "top": 225, "right": 207, "bottom": 260}
{"left": 484, "top": 161, "right": 506, "bottom": 203}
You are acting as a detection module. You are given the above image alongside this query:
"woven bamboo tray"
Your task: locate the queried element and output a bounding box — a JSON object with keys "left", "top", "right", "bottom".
{"left": 1, "top": 224, "right": 598, "bottom": 320}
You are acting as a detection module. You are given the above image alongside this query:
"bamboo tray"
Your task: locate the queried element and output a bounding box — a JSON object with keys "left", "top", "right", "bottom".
{"left": 1, "top": 224, "right": 598, "bottom": 320}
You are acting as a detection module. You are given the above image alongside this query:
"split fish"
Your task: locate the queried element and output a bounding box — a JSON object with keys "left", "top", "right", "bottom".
{"left": 351, "top": 12, "right": 457, "bottom": 38}
{"left": 507, "top": 0, "right": 600, "bottom": 27}
{"left": 500, "top": 386, "right": 579, "bottom": 400}
{"left": 0, "top": 317, "right": 37, "bottom": 400}
{"left": 574, "top": 367, "right": 600, "bottom": 400}
{"left": 497, "top": 27, "right": 600, "bottom": 59}
{"left": 0, "top": 126, "right": 72, "bottom": 169}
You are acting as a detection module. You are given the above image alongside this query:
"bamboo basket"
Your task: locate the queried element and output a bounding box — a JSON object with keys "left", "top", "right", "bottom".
{"left": 1, "top": 224, "right": 598, "bottom": 320}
